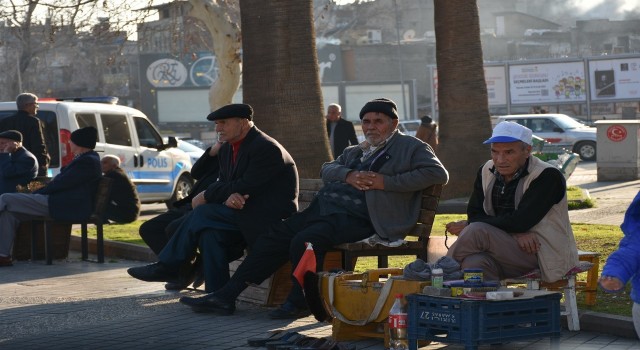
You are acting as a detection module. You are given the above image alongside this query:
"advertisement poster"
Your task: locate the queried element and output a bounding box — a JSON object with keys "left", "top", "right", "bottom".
{"left": 509, "top": 62, "right": 586, "bottom": 104}
{"left": 484, "top": 65, "right": 507, "bottom": 106}
{"left": 589, "top": 58, "right": 640, "bottom": 100}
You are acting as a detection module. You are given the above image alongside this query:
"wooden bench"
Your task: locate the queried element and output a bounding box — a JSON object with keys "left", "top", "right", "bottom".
{"left": 30, "top": 177, "right": 112, "bottom": 264}
{"left": 299, "top": 179, "right": 443, "bottom": 271}
{"left": 236, "top": 179, "right": 442, "bottom": 306}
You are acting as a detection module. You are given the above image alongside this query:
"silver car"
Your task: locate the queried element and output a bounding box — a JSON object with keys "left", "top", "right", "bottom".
{"left": 497, "top": 114, "right": 597, "bottom": 161}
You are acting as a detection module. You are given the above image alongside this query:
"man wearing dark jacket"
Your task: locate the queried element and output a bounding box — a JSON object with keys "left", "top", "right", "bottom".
{"left": 101, "top": 155, "right": 140, "bottom": 223}
{"left": 128, "top": 104, "right": 299, "bottom": 293}
{"left": 0, "top": 93, "right": 50, "bottom": 177}
{"left": 326, "top": 103, "right": 358, "bottom": 159}
{"left": 0, "top": 130, "right": 38, "bottom": 195}
{"left": 0, "top": 126, "right": 101, "bottom": 267}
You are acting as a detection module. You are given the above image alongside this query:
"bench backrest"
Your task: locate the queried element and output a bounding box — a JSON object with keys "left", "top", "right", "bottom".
{"left": 90, "top": 177, "right": 113, "bottom": 222}
{"left": 298, "top": 178, "right": 442, "bottom": 240}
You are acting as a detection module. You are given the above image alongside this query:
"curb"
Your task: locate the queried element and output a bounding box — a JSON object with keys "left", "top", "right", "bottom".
{"left": 69, "top": 235, "right": 155, "bottom": 263}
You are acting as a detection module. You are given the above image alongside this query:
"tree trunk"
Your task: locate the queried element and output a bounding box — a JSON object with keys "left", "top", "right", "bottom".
{"left": 189, "top": 0, "right": 242, "bottom": 111}
{"left": 240, "top": 0, "right": 331, "bottom": 178}
{"left": 434, "top": 0, "right": 492, "bottom": 199}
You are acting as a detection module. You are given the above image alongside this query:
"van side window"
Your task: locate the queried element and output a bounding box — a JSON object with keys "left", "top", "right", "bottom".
{"left": 101, "top": 114, "right": 132, "bottom": 147}
{"left": 77, "top": 113, "right": 98, "bottom": 130}
{"left": 133, "top": 116, "right": 163, "bottom": 148}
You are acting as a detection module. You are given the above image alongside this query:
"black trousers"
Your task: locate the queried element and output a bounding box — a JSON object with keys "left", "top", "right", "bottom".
{"left": 139, "top": 207, "right": 189, "bottom": 256}
{"left": 227, "top": 201, "right": 374, "bottom": 307}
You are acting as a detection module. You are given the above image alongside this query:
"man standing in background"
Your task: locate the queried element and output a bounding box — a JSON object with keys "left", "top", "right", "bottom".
{"left": 0, "top": 93, "right": 49, "bottom": 177}
{"left": 326, "top": 103, "right": 358, "bottom": 159}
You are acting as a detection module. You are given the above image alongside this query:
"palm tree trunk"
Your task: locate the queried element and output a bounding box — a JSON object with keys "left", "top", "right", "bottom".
{"left": 434, "top": 0, "right": 492, "bottom": 199}
{"left": 240, "top": 0, "right": 331, "bottom": 178}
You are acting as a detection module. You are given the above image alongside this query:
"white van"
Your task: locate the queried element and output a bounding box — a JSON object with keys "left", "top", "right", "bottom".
{"left": 0, "top": 98, "right": 194, "bottom": 207}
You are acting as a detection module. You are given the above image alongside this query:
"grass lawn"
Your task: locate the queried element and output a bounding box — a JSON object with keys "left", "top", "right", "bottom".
{"left": 74, "top": 185, "right": 632, "bottom": 317}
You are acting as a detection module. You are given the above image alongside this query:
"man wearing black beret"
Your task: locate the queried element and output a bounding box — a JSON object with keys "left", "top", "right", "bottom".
{"left": 0, "top": 130, "right": 38, "bottom": 195}
{"left": 179, "top": 97, "right": 449, "bottom": 318}
{"left": 0, "top": 126, "right": 101, "bottom": 267}
{"left": 128, "top": 103, "right": 299, "bottom": 294}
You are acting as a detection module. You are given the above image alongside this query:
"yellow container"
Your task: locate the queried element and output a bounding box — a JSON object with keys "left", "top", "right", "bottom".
{"left": 319, "top": 268, "right": 429, "bottom": 323}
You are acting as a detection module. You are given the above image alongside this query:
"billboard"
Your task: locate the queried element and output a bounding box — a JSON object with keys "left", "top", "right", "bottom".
{"left": 484, "top": 65, "right": 508, "bottom": 106}
{"left": 589, "top": 57, "right": 640, "bottom": 100}
{"left": 509, "top": 61, "right": 586, "bottom": 104}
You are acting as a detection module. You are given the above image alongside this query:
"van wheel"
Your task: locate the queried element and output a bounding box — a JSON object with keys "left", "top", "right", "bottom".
{"left": 574, "top": 141, "right": 596, "bottom": 161}
{"left": 166, "top": 174, "right": 194, "bottom": 209}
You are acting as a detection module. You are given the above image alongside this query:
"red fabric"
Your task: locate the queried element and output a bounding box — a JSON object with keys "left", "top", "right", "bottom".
{"left": 231, "top": 139, "right": 244, "bottom": 164}
{"left": 293, "top": 242, "right": 316, "bottom": 288}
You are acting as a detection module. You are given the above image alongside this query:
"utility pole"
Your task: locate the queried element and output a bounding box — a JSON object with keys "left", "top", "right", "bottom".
{"left": 393, "top": 0, "right": 408, "bottom": 119}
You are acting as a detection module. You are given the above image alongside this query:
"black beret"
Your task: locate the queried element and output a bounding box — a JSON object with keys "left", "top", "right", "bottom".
{"left": 71, "top": 126, "right": 98, "bottom": 149}
{"left": 359, "top": 98, "right": 399, "bottom": 120}
{"left": 0, "top": 130, "right": 23, "bottom": 142}
{"left": 207, "top": 103, "right": 253, "bottom": 121}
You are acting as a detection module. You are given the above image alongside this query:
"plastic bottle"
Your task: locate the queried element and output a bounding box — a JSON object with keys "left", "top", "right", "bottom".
{"left": 431, "top": 268, "right": 444, "bottom": 288}
{"left": 388, "top": 293, "right": 408, "bottom": 350}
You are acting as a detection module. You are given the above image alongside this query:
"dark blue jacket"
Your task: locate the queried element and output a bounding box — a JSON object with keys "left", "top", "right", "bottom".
{"left": 0, "top": 147, "right": 38, "bottom": 194}
{"left": 35, "top": 151, "right": 101, "bottom": 221}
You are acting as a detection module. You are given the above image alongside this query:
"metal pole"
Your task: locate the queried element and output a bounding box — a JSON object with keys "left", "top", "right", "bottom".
{"left": 17, "top": 53, "right": 22, "bottom": 92}
{"left": 393, "top": 0, "right": 408, "bottom": 119}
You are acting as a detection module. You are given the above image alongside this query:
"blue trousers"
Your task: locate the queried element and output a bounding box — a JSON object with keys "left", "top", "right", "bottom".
{"left": 158, "top": 203, "right": 245, "bottom": 292}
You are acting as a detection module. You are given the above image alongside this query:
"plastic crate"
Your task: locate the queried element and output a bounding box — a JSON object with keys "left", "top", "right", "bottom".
{"left": 407, "top": 292, "right": 562, "bottom": 350}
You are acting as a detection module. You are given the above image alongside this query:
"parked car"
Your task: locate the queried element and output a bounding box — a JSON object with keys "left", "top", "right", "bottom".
{"left": 0, "top": 97, "right": 194, "bottom": 208}
{"left": 175, "top": 137, "right": 205, "bottom": 165}
{"left": 497, "top": 114, "right": 597, "bottom": 161}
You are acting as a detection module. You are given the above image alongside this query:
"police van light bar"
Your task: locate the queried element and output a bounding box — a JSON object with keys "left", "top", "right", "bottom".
{"left": 50, "top": 96, "right": 119, "bottom": 104}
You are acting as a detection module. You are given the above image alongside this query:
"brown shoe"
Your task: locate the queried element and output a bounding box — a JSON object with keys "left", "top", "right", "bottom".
{"left": 0, "top": 255, "right": 13, "bottom": 267}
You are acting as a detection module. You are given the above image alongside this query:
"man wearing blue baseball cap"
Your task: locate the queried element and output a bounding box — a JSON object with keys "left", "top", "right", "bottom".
{"left": 444, "top": 121, "right": 578, "bottom": 283}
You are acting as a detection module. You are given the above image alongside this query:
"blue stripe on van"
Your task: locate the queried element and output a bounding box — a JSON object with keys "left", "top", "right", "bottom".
{"left": 134, "top": 162, "right": 189, "bottom": 194}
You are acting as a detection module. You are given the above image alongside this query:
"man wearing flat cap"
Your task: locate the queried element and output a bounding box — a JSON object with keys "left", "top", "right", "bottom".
{"left": 128, "top": 103, "right": 299, "bottom": 293}
{"left": 445, "top": 121, "right": 578, "bottom": 283}
{"left": 0, "top": 126, "right": 101, "bottom": 267}
{"left": 0, "top": 130, "right": 38, "bottom": 195}
{"left": 0, "top": 93, "right": 50, "bottom": 177}
{"left": 179, "top": 97, "right": 449, "bottom": 317}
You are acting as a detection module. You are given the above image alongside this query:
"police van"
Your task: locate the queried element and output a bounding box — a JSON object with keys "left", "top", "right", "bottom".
{"left": 0, "top": 97, "right": 194, "bottom": 208}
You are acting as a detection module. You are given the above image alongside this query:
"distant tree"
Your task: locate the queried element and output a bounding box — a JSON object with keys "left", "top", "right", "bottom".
{"left": 0, "top": 0, "right": 154, "bottom": 99}
{"left": 433, "top": 0, "right": 492, "bottom": 199}
{"left": 188, "top": 0, "right": 241, "bottom": 110}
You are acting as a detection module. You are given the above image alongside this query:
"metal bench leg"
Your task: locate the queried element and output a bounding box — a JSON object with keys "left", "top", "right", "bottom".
{"left": 44, "top": 221, "right": 52, "bottom": 265}
{"left": 81, "top": 223, "right": 89, "bottom": 261}
{"left": 377, "top": 255, "right": 388, "bottom": 268}
{"left": 96, "top": 222, "right": 104, "bottom": 263}
{"left": 30, "top": 221, "right": 38, "bottom": 261}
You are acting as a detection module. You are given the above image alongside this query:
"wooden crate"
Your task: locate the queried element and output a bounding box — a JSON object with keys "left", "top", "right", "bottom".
{"left": 13, "top": 222, "right": 72, "bottom": 260}
{"left": 234, "top": 250, "right": 343, "bottom": 306}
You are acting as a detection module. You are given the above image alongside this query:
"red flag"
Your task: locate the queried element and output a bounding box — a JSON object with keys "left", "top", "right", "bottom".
{"left": 293, "top": 242, "right": 316, "bottom": 288}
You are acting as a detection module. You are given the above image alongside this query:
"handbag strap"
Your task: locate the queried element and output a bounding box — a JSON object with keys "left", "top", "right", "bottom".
{"left": 327, "top": 273, "right": 395, "bottom": 326}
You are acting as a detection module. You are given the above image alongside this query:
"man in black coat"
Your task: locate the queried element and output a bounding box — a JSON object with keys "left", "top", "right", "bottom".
{"left": 127, "top": 104, "right": 299, "bottom": 293}
{"left": 101, "top": 155, "right": 140, "bottom": 223}
{"left": 0, "top": 130, "right": 38, "bottom": 195}
{"left": 0, "top": 93, "right": 50, "bottom": 177}
{"left": 0, "top": 127, "right": 101, "bottom": 267}
{"left": 326, "top": 103, "right": 358, "bottom": 159}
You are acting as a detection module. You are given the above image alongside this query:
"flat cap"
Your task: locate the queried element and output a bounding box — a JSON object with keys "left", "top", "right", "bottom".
{"left": 0, "top": 130, "right": 23, "bottom": 142}
{"left": 207, "top": 103, "right": 253, "bottom": 121}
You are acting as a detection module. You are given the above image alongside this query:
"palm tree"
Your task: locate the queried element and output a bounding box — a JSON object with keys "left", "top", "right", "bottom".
{"left": 239, "top": 0, "right": 331, "bottom": 178}
{"left": 434, "top": 0, "right": 492, "bottom": 199}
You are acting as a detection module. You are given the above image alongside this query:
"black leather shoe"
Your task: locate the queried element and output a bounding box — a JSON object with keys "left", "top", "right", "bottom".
{"left": 127, "top": 262, "right": 180, "bottom": 283}
{"left": 179, "top": 293, "right": 236, "bottom": 315}
{"left": 268, "top": 302, "right": 311, "bottom": 319}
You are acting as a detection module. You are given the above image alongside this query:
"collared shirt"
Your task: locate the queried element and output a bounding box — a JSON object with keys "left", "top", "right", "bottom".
{"left": 359, "top": 130, "right": 397, "bottom": 162}
{"left": 230, "top": 139, "right": 244, "bottom": 165}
